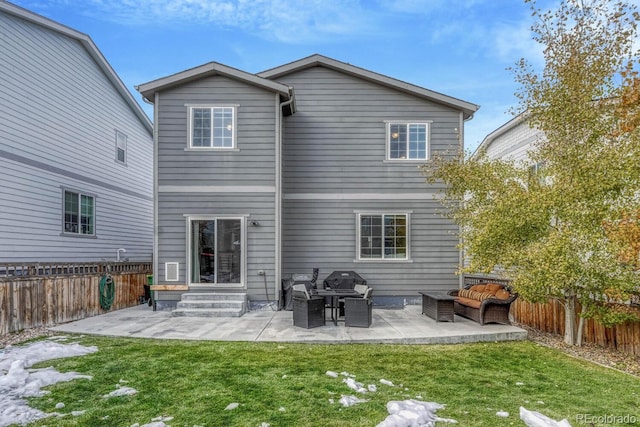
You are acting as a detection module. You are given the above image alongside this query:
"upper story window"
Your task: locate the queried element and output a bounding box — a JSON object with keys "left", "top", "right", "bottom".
{"left": 387, "top": 122, "right": 430, "bottom": 160}
{"left": 115, "top": 130, "right": 127, "bottom": 164}
{"left": 63, "top": 189, "right": 95, "bottom": 236}
{"left": 188, "top": 106, "right": 236, "bottom": 149}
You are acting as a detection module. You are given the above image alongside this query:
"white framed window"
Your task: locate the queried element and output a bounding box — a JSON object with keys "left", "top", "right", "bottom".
{"left": 187, "top": 216, "right": 244, "bottom": 285}
{"left": 356, "top": 212, "right": 410, "bottom": 261}
{"left": 115, "top": 130, "right": 127, "bottom": 164}
{"left": 188, "top": 105, "right": 237, "bottom": 149}
{"left": 62, "top": 189, "right": 95, "bottom": 236}
{"left": 386, "top": 122, "right": 430, "bottom": 160}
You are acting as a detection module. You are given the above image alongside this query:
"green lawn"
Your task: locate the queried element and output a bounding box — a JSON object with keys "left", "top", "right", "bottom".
{"left": 25, "top": 337, "right": 639, "bottom": 426}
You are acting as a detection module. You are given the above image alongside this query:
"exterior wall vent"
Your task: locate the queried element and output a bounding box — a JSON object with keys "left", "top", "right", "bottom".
{"left": 165, "top": 262, "right": 179, "bottom": 281}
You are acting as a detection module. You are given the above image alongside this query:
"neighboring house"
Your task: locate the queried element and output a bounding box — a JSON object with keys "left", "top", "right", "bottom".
{"left": 137, "top": 54, "right": 478, "bottom": 312}
{"left": 473, "top": 113, "right": 544, "bottom": 164}
{"left": 0, "top": 1, "right": 154, "bottom": 263}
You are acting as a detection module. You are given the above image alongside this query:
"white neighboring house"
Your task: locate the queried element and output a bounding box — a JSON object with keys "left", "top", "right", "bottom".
{"left": 0, "top": 1, "right": 153, "bottom": 263}
{"left": 473, "top": 113, "right": 544, "bottom": 166}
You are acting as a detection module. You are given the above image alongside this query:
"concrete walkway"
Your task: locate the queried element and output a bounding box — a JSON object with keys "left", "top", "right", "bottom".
{"left": 50, "top": 304, "right": 527, "bottom": 344}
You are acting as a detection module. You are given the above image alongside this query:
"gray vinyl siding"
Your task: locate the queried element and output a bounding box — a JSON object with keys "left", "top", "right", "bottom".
{"left": 280, "top": 67, "right": 460, "bottom": 194}
{"left": 154, "top": 75, "right": 278, "bottom": 297}
{"left": 279, "top": 66, "right": 461, "bottom": 296}
{"left": 156, "top": 193, "right": 276, "bottom": 298}
{"left": 282, "top": 199, "right": 460, "bottom": 295}
{"left": 0, "top": 10, "right": 153, "bottom": 262}
{"left": 156, "top": 76, "right": 277, "bottom": 186}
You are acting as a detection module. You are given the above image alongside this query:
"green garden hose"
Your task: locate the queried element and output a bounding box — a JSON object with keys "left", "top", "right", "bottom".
{"left": 99, "top": 273, "right": 115, "bottom": 310}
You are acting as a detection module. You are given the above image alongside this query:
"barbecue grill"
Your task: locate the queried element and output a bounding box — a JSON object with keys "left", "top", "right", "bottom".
{"left": 322, "top": 271, "right": 367, "bottom": 290}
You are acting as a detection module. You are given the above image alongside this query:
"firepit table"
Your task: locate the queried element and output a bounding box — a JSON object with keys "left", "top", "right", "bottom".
{"left": 419, "top": 291, "right": 455, "bottom": 322}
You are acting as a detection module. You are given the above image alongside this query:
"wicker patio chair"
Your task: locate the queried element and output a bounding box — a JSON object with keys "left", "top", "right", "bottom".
{"left": 292, "top": 285, "right": 325, "bottom": 329}
{"left": 344, "top": 288, "right": 373, "bottom": 327}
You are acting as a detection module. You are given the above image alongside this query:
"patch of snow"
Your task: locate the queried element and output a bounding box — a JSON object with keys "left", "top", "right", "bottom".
{"left": 55, "top": 402, "right": 65, "bottom": 409}
{"left": 71, "top": 410, "right": 86, "bottom": 416}
{"left": 380, "top": 379, "right": 394, "bottom": 387}
{"left": 103, "top": 385, "right": 137, "bottom": 398}
{"left": 368, "top": 384, "right": 377, "bottom": 392}
{"left": 496, "top": 410, "right": 509, "bottom": 417}
{"left": 343, "top": 377, "right": 367, "bottom": 393}
{"left": 377, "top": 399, "right": 457, "bottom": 427}
{"left": 0, "top": 339, "right": 96, "bottom": 427}
{"left": 278, "top": 407, "right": 286, "bottom": 412}
{"left": 516, "top": 382, "right": 525, "bottom": 386}
{"left": 339, "top": 395, "right": 368, "bottom": 407}
{"left": 224, "top": 402, "right": 240, "bottom": 410}
{"left": 326, "top": 371, "right": 338, "bottom": 378}
{"left": 520, "top": 407, "right": 572, "bottom": 427}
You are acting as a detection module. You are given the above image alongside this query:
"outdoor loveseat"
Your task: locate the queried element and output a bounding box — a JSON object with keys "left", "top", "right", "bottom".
{"left": 448, "top": 282, "right": 518, "bottom": 325}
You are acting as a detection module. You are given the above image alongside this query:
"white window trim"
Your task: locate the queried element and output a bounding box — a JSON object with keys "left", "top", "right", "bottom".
{"left": 60, "top": 187, "right": 97, "bottom": 238}
{"left": 115, "top": 130, "right": 127, "bottom": 165}
{"left": 384, "top": 120, "right": 432, "bottom": 162}
{"left": 185, "top": 214, "right": 247, "bottom": 288}
{"left": 186, "top": 104, "right": 239, "bottom": 150}
{"left": 354, "top": 211, "right": 412, "bottom": 262}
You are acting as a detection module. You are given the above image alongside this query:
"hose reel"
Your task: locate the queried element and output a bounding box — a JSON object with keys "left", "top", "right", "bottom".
{"left": 99, "top": 273, "right": 116, "bottom": 310}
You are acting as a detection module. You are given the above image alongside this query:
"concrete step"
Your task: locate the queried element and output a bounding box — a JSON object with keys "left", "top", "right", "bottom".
{"left": 181, "top": 292, "right": 246, "bottom": 301}
{"left": 171, "top": 292, "right": 247, "bottom": 318}
{"left": 176, "top": 300, "right": 244, "bottom": 310}
{"left": 172, "top": 307, "right": 245, "bottom": 318}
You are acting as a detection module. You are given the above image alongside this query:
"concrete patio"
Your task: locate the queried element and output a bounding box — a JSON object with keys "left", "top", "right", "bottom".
{"left": 50, "top": 304, "right": 528, "bottom": 344}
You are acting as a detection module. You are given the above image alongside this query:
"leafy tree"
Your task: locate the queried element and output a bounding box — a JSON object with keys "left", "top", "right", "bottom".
{"left": 422, "top": 0, "right": 640, "bottom": 345}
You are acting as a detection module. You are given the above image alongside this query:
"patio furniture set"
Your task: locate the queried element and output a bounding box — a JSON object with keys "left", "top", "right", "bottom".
{"left": 289, "top": 271, "right": 518, "bottom": 329}
{"left": 290, "top": 271, "right": 373, "bottom": 329}
{"left": 420, "top": 281, "right": 517, "bottom": 325}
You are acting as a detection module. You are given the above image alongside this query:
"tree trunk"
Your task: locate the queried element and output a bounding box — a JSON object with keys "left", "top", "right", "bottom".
{"left": 563, "top": 296, "right": 577, "bottom": 345}
{"left": 576, "top": 304, "right": 587, "bottom": 347}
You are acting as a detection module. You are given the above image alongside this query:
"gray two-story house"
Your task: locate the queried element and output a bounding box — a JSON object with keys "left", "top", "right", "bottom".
{"left": 0, "top": 1, "right": 153, "bottom": 264}
{"left": 137, "top": 54, "right": 478, "bottom": 313}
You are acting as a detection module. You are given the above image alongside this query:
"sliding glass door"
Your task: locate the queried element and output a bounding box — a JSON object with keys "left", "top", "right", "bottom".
{"left": 190, "top": 218, "right": 242, "bottom": 285}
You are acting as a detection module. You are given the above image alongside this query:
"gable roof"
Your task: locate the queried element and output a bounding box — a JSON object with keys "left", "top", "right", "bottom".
{"left": 472, "top": 112, "right": 527, "bottom": 159}
{"left": 0, "top": 1, "right": 152, "bottom": 134}
{"left": 258, "top": 54, "right": 479, "bottom": 120}
{"left": 136, "top": 61, "right": 295, "bottom": 105}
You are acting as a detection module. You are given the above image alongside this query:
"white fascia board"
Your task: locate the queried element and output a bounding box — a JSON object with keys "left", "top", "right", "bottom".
{"left": 0, "top": 1, "right": 152, "bottom": 134}
{"left": 472, "top": 112, "right": 528, "bottom": 160}
{"left": 136, "top": 62, "right": 292, "bottom": 102}
{"left": 259, "top": 54, "right": 479, "bottom": 119}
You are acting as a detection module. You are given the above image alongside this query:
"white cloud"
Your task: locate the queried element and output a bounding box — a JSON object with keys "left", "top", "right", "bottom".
{"left": 24, "top": 0, "right": 376, "bottom": 43}
{"left": 378, "top": 0, "right": 485, "bottom": 14}
{"left": 491, "top": 19, "right": 544, "bottom": 67}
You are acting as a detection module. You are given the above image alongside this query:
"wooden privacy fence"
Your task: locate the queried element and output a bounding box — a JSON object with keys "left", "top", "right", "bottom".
{"left": 465, "top": 275, "right": 640, "bottom": 356}
{"left": 511, "top": 299, "right": 640, "bottom": 356}
{"left": 0, "top": 262, "right": 152, "bottom": 335}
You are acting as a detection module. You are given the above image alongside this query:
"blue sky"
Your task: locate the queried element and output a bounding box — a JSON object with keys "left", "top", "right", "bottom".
{"left": 12, "top": 0, "right": 559, "bottom": 152}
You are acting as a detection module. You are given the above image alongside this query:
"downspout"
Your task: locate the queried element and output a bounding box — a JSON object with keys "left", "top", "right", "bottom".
{"left": 275, "top": 92, "right": 294, "bottom": 305}
{"left": 153, "top": 92, "right": 159, "bottom": 293}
